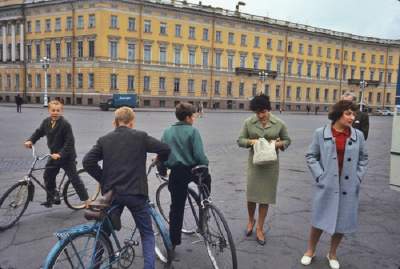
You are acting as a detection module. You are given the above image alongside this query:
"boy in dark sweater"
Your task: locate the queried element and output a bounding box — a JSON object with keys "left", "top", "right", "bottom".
{"left": 24, "top": 100, "right": 89, "bottom": 207}
{"left": 83, "top": 107, "right": 170, "bottom": 269}
{"left": 161, "top": 102, "right": 210, "bottom": 249}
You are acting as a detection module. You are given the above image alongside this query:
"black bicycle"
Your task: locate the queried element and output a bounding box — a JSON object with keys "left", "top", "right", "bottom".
{"left": 0, "top": 146, "right": 100, "bottom": 231}
{"left": 150, "top": 162, "right": 238, "bottom": 269}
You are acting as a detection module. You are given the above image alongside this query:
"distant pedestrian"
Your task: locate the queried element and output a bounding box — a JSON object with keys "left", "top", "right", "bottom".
{"left": 15, "top": 94, "right": 23, "bottom": 113}
{"left": 314, "top": 105, "right": 319, "bottom": 115}
{"left": 341, "top": 91, "right": 369, "bottom": 140}
{"left": 306, "top": 105, "right": 311, "bottom": 115}
{"left": 300, "top": 100, "right": 368, "bottom": 269}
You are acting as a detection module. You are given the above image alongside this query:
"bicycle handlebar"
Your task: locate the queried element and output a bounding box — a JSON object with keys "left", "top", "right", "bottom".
{"left": 31, "top": 145, "right": 51, "bottom": 161}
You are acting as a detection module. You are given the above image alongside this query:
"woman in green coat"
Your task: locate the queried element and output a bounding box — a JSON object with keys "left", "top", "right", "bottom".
{"left": 237, "top": 95, "right": 291, "bottom": 245}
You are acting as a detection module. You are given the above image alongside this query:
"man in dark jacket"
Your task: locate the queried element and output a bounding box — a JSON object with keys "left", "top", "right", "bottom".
{"left": 15, "top": 94, "right": 23, "bottom": 113}
{"left": 83, "top": 106, "right": 170, "bottom": 269}
{"left": 342, "top": 91, "right": 370, "bottom": 140}
{"left": 24, "top": 100, "right": 89, "bottom": 207}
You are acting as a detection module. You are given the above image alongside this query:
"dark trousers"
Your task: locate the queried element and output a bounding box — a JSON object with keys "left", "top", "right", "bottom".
{"left": 43, "top": 159, "right": 89, "bottom": 201}
{"left": 111, "top": 194, "right": 155, "bottom": 269}
{"left": 168, "top": 166, "right": 211, "bottom": 246}
{"left": 16, "top": 104, "right": 22, "bottom": 112}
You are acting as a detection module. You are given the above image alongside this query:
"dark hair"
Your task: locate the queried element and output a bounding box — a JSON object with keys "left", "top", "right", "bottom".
{"left": 249, "top": 94, "right": 271, "bottom": 112}
{"left": 328, "top": 100, "right": 358, "bottom": 123}
{"left": 175, "top": 102, "right": 196, "bottom": 121}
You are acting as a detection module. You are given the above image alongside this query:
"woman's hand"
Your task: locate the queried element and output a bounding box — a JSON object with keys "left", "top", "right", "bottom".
{"left": 249, "top": 139, "right": 258, "bottom": 146}
{"left": 275, "top": 138, "right": 284, "bottom": 150}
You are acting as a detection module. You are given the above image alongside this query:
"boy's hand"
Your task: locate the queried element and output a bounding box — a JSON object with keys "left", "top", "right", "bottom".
{"left": 24, "top": 141, "right": 33, "bottom": 148}
{"left": 51, "top": 153, "right": 61, "bottom": 160}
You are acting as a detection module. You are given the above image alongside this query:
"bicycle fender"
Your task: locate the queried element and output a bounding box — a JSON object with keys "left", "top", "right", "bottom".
{"left": 28, "top": 182, "right": 35, "bottom": 202}
{"left": 54, "top": 223, "right": 99, "bottom": 240}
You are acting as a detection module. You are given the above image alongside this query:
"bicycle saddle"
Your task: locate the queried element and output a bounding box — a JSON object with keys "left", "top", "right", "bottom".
{"left": 84, "top": 190, "right": 113, "bottom": 220}
{"left": 191, "top": 165, "right": 208, "bottom": 176}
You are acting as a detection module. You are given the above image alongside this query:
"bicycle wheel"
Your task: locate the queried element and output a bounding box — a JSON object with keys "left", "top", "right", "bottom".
{"left": 45, "top": 232, "right": 113, "bottom": 269}
{"left": 63, "top": 169, "right": 101, "bottom": 210}
{"left": 202, "top": 203, "right": 237, "bottom": 269}
{"left": 151, "top": 210, "right": 173, "bottom": 265}
{"left": 0, "top": 181, "right": 31, "bottom": 231}
{"left": 156, "top": 182, "right": 200, "bottom": 234}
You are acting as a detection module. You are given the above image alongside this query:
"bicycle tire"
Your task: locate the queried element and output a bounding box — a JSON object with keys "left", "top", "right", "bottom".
{"left": 150, "top": 207, "right": 173, "bottom": 266}
{"left": 63, "top": 169, "right": 101, "bottom": 210}
{"left": 44, "top": 231, "right": 113, "bottom": 269}
{"left": 155, "top": 182, "right": 200, "bottom": 234}
{"left": 202, "top": 203, "right": 238, "bottom": 269}
{"left": 0, "top": 181, "right": 31, "bottom": 231}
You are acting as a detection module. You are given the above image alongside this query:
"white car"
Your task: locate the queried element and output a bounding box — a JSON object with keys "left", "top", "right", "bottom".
{"left": 376, "top": 109, "right": 395, "bottom": 116}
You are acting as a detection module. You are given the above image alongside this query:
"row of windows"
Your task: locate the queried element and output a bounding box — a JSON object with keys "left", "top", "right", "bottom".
{"left": 18, "top": 15, "right": 395, "bottom": 66}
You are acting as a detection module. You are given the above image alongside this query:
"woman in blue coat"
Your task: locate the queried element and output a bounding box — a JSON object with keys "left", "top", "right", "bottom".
{"left": 301, "top": 100, "right": 368, "bottom": 269}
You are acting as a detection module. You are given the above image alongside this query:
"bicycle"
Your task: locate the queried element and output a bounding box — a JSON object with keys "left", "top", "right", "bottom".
{"left": 42, "top": 191, "right": 173, "bottom": 268}
{"left": 0, "top": 146, "right": 101, "bottom": 231}
{"left": 149, "top": 162, "right": 238, "bottom": 269}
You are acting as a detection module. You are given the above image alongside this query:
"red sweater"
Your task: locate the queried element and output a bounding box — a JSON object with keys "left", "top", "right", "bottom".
{"left": 332, "top": 127, "right": 350, "bottom": 175}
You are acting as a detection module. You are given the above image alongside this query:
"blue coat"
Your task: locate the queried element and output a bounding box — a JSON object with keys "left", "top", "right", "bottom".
{"left": 306, "top": 125, "right": 368, "bottom": 234}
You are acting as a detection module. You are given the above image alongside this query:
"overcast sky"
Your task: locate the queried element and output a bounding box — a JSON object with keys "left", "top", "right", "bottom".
{"left": 195, "top": 0, "right": 400, "bottom": 39}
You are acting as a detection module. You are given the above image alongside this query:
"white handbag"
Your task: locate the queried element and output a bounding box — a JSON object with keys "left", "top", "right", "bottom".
{"left": 253, "top": 138, "right": 277, "bottom": 165}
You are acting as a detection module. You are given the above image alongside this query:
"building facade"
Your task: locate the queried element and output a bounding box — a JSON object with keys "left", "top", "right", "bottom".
{"left": 0, "top": 0, "right": 399, "bottom": 110}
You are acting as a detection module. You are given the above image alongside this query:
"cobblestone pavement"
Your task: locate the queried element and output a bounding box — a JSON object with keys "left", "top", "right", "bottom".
{"left": 0, "top": 105, "right": 399, "bottom": 269}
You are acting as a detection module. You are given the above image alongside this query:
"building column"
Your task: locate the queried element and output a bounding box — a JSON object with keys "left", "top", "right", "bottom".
{"left": 2, "top": 24, "right": 6, "bottom": 62}
{"left": 19, "top": 22, "right": 24, "bottom": 61}
{"left": 11, "top": 23, "right": 16, "bottom": 62}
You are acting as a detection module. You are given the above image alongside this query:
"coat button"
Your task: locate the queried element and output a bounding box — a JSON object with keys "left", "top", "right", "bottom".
{"left": 345, "top": 176, "right": 349, "bottom": 179}
{"left": 348, "top": 141, "right": 353, "bottom": 145}
{"left": 333, "top": 157, "right": 337, "bottom": 160}
{"left": 347, "top": 158, "right": 351, "bottom": 161}
{"left": 342, "top": 191, "right": 347, "bottom": 195}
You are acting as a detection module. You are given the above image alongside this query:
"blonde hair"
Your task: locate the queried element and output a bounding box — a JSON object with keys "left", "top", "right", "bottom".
{"left": 48, "top": 100, "right": 63, "bottom": 109}
{"left": 114, "top": 106, "right": 135, "bottom": 126}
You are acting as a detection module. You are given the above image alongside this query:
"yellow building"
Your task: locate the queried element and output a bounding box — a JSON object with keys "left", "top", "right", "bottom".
{"left": 0, "top": 0, "right": 399, "bottom": 110}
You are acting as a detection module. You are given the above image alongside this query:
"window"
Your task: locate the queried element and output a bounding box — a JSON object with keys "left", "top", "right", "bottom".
{"left": 287, "top": 41, "right": 292, "bottom": 52}
{"left": 360, "top": 70, "right": 364, "bottom": 80}
{"left": 317, "top": 47, "right": 322, "bottom": 57}
{"left": 315, "top": 88, "right": 320, "bottom": 100}
{"left": 277, "top": 40, "right": 283, "bottom": 51}
{"left": 216, "top": 31, "right": 222, "bottom": 42}
{"left": 109, "top": 41, "right": 118, "bottom": 60}
{"left": 377, "top": 92, "right": 381, "bottom": 103}
{"left": 174, "top": 47, "right": 181, "bottom": 65}
{"left": 379, "top": 71, "right": 383, "bottom": 82}
{"left": 36, "top": 42, "right": 41, "bottom": 60}
{"left": 27, "top": 44, "right": 32, "bottom": 61}
{"left": 286, "top": 86, "right": 291, "bottom": 99}
{"left": 351, "top": 51, "right": 356, "bottom": 61}
{"left": 306, "top": 87, "right": 310, "bottom": 100}
{"left": 335, "top": 49, "right": 340, "bottom": 60}
{"left": 361, "top": 53, "right": 366, "bottom": 63}
{"left": 188, "top": 79, "right": 194, "bottom": 93}
{"left": 277, "top": 60, "right": 282, "bottom": 74}
{"left": 202, "top": 51, "right": 209, "bottom": 67}
{"left": 267, "top": 38, "right": 272, "bottom": 49}
{"left": 266, "top": 59, "right": 272, "bottom": 70}
{"left": 174, "top": 78, "right": 180, "bottom": 92}
{"left": 240, "top": 54, "right": 246, "bottom": 68}
{"left": 55, "top": 18, "right": 61, "bottom": 31}
{"left": 316, "top": 64, "right": 321, "bottom": 79}
{"left": 159, "top": 46, "right": 166, "bottom": 64}
{"left": 334, "top": 66, "right": 339, "bottom": 80}
{"left": 228, "top": 32, "right": 234, "bottom": 44}
{"left": 144, "top": 44, "right": 151, "bottom": 63}
{"left": 251, "top": 83, "right": 257, "bottom": 96}
{"left": 386, "top": 93, "right": 391, "bottom": 104}
{"left": 56, "top": 74, "right": 61, "bottom": 89}
{"left": 144, "top": 20, "right": 151, "bottom": 33}
{"left": 27, "top": 21, "right": 32, "bottom": 33}
{"left": 296, "top": 86, "right": 301, "bottom": 100}
{"left": 88, "top": 40, "right": 95, "bottom": 58}
{"left": 275, "top": 85, "right": 280, "bottom": 98}
{"left": 110, "top": 15, "right": 118, "bottom": 29}
{"left": 175, "top": 24, "right": 181, "bottom": 37}
{"left": 56, "top": 43, "right": 61, "bottom": 59}
{"left": 77, "top": 16, "right": 84, "bottom": 29}
{"left": 298, "top": 43, "right": 304, "bottom": 54}
{"left": 36, "top": 74, "right": 41, "bottom": 88}
{"left": 344, "top": 50, "right": 348, "bottom": 60}
{"left": 327, "top": 48, "right": 331, "bottom": 58}
{"left": 351, "top": 67, "right": 355, "bottom": 79}
{"left": 228, "top": 54, "right": 234, "bottom": 71}
{"left": 343, "top": 67, "right": 347, "bottom": 80}
{"left": 389, "top": 56, "right": 393, "bottom": 65}
{"left": 189, "top": 26, "right": 195, "bottom": 39}
{"left": 45, "top": 19, "right": 51, "bottom": 32}
{"left": 333, "top": 89, "right": 338, "bottom": 101}
{"left": 371, "top": 54, "right": 376, "bottom": 64}
{"left": 324, "top": 88, "right": 329, "bottom": 101}
{"left": 388, "top": 72, "right": 392, "bottom": 83}
{"left": 127, "top": 75, "right": 134, "bottom": 91}
{"left": 128, "top": 43, "right": 135, "bottom": 61}
{"left": 227, "top": 81, "right": 232, "bottom": 96}
{"left": 264, "top": 84, "right": 269, "bottom": 96}
{"left": 203, "top": 28, "right": 208, "bottom": 41}
{"left": 160, "top": 22, "right": 167, "bottom": 35}
{"left": 143, "top": 76, "right": 150, "bottom": 91}
{"left": 77, "top": 41, "right": 83, "bottom": 58}
{"left": 254, "top": 36, "right": 260, "bottom": 48}
{"left": 46, "top": 42, "right": 51, "bottom": 58}
{"left": 110, "top": 74, "right": 117, "bottom": 89}
{"left": 308, "top": 44, "right": 312, "bottom": 56}
{"left": 66, "top": 17, "right": 72, "bottom": 30}
{"left": 66, "top": 73, "right": 72, "bottom": 88}
{"left": 380, "top": 55, "right": 385, "bottom": 64}
{"left": 77, "top": 73, "right": 83, "bottom": 88}
{"left": 89, "top": 14, "right": 96, "bottom": 28}
{"left": 297, "top": 62, "right": 302, "bottom": 77}
{"left": 239, "top": 82, "right": 244, "bottom": 96}
{"left": 368, "top": 92, "right": 372, "bottom": 103}
{"left": 128, "top": 17, "right": 135, "bottom": 31}
{"left": 35, "top": 20, "right": 41, "bottom": 32}
{"left": 159, "top": 77, "right": 165, "bottom": 91}
{"left": 325, "top": 65, "right": 330, "bottom": 80}
{"left": 88, "top": 73, "right": 94, "bottom": 89}
{"left": 287, "top": 61, "right": 292, "bottom": 76}
{"left": 189, "top": 49, "right": 195, "bottom": 65}
{"left": 15, "top": 74, "right": 19, "bottom": 90}
{"left": 240, "top": 34, "right": 247, "bottom": 46}
{"left": 201, "top": 80, "right": 207, "bottom": 94}
{"left": 215, "top": 52, "right": 222, "bottom": 69}
{"left": 370, "top": 70, "right": 374, "bottom": 80}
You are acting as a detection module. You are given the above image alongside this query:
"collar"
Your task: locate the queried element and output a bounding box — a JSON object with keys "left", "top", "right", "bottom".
{"left": 173, "top": 121, "right": 191, "bottom": 126}
{"left": 250, "top": 113, "right": 277, "bottom": 125}
{"left": 323, "top": 124, "right": 357, "bottom": 141}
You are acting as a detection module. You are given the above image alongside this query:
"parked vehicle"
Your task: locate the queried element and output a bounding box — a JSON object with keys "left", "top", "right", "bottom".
{"left": 100, "top": 94, "right": 137, "bottom": 111}
{"left": 375, "top": 109, "right": 394, "bottom": 116}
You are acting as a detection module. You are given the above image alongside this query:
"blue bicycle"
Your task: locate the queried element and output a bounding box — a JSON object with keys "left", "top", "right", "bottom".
{"left": 42, "top": 193, "right": 173, "bottom": 268}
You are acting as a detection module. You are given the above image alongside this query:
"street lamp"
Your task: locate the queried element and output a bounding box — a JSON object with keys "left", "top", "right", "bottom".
{"left": 235, "top": 1, "right": 246, "bottom": 12}
{"left": 258, "top": 70, "right": 268, "bottom": 95}
{"left": 359, "top": 79, "right": 368, "bottom": 112}
{"left": 40, "top": 56, "right": 50, "bottom": 107}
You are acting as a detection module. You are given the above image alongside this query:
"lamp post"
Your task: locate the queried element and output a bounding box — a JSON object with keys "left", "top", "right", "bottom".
{"left": 359, "top": 79, "right": 368, "bottom": 112}
{"left": 40, "top": 56, "right": 50, "bottom": 107}
{"left": 235, "top": 1, "right": 246, "bottom": 12}
{"left": 258, "top": 70, "right": 268, "bottom": 95}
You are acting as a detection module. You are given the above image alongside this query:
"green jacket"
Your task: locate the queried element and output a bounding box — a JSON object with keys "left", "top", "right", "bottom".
{"left": 161, "top": 121, "right": 208, "bottom": 168}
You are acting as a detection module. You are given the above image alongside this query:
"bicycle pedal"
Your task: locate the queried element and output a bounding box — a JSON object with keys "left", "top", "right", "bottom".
{"left": 191, "top": 239, "right": 204, "bottom": 245}
{"left": 124, "top": 239, "right": 139, "bottom": 246}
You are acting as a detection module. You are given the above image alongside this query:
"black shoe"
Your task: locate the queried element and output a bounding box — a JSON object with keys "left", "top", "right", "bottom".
{"left": 53, "top": 191, "right": 61, "bottom": 205}
{"left": 245, "top": 219, "right": 256, "bottom": 237}
{"left": 40, "top": 201, "right": 53, "bottom": 208}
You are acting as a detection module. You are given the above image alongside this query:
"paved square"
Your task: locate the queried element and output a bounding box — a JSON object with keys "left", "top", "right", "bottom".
{"left": 0, "top": 105, "right": 399, "bottom": 269}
